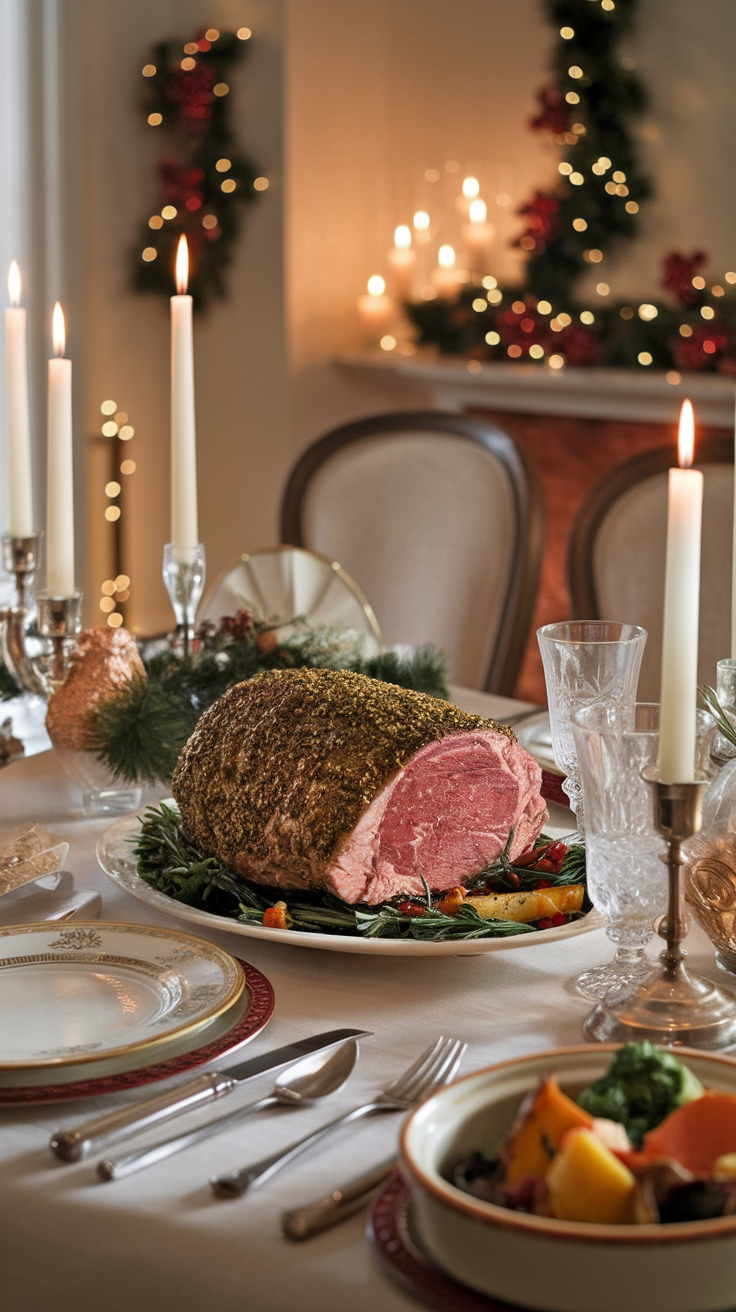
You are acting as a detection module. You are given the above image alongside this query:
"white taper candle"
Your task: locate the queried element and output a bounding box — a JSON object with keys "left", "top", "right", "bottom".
{"left": 658, "top": 399, "right": 703, "bottom": 781}
{"left": 5, "top": 262, "right": 33, "bottom": 537}
{"left": 170, "top": 235, "right": 198, "bottom": 560}
{"left": 46, "top": 302, "right": 75, "bottom": 596}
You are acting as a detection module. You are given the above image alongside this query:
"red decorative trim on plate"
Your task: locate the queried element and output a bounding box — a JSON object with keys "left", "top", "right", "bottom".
{"left": 0, "top": 958, "right": 275, "bottom": 1106}
{"left": 368, "top": 1170, "right": 526, "bottom": 1312}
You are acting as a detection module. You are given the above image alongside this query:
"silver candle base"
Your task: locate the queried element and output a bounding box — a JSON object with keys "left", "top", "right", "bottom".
{"left": 0, "top": 532, "right": 46, "bottom": 696}
{"left": 585, "top": 774, "right": 736, "bottom": 1049}
{"left": 35, "top": 591, "right": 83, "bottom": 691}
{"left": 162, "top": 543, "right": 205, "bottom": 657}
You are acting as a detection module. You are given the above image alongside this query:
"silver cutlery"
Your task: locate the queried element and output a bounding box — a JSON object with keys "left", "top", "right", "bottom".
{"left": 211, "top": 1034, "right": 466, "bottom": 1199}
{"left": 97, "top": 1039, "right": 360, "bottom": 1181}
{"left": 50, "top": 1026, "right": 372, "bottom": 1162}
{"left": 281, "top": 1156, "right": 396, "bottom": 1240}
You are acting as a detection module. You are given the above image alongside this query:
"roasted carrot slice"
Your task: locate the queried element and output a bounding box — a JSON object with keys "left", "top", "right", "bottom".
{"left": 643, "top": 1092, "right": 736, "bottom": 1175}
{"left": 502, "top": 1074, "right": 593, "bottom": 1186}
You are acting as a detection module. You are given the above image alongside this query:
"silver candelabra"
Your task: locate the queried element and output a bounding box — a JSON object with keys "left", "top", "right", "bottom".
{"left": 0, "top": 532, "right": 82, "bottom": 698}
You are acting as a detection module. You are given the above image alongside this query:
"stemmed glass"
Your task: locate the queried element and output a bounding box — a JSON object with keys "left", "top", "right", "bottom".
{"left": 572, "top": 702, "right": 666, "bottom": 1001}
{"left": 537, "top": 621, "right": 647, "bottom": 840}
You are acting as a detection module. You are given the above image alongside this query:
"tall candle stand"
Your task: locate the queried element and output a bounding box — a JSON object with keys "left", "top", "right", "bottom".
{"left": 585, "top": 772, "right": 736, "bottom": 1049}
{"left": 0, "top": 531, "right": 81, "bottom": 697}
{"left": 162, "top": 543, "right": 205, "bottom": 657}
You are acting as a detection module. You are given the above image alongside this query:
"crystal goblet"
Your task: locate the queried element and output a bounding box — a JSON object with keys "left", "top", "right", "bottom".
{"left": 537, "top": 621, "right": 647, "bottom": 840}
{"left": 572, "top": 702, "right": 665, "bottom": 1000}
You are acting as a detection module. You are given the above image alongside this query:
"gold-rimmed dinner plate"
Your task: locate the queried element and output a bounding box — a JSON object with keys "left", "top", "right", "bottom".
{"left": 0, "top": 922, "right": 244, "bottom": 1081}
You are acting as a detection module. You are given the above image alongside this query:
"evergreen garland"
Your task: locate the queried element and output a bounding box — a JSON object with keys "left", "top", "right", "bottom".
{"left": 131, "top": 27, "right": 262, "bottom": 311}
{"left": 89, "top": 610, "right": 449, "bottom": 786}
{"left": 406, "top": 0, "right": 736, "bottom": 376}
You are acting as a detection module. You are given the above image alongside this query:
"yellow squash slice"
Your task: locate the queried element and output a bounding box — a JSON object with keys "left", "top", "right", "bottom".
{"left": 466, "top": 885, "right": 585, "bottom": 923}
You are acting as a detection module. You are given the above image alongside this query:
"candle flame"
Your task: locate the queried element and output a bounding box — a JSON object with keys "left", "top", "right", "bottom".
{"left": 678, "top": 398, "right": 694, "bottom": 468}
{"left": 175, "top": 234, "right": 189, "bottom": 294}
{"left": 7, "top": 261, "right": 20, "bottom": 306}
{"left": 469, "top": 198, "right": 487, "bottom": 223}
{"left": 438, "top": 244, "right": 456, "bottom": 269}
{"left": 52, "top": 301, "right": 65, "bottom": 357}
{"left": 394, "top": 225, "right": 411, "bottom": 249}
{"left": 367, "top": 275, "right": 385, "bottom": 296}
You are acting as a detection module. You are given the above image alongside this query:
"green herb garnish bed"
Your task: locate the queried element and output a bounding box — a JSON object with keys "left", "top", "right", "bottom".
{"left": 133, "top": 802, "right": 588, "bottom": 943}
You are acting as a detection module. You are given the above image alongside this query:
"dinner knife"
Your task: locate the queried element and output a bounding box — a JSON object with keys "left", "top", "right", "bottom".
{"left": 281, "top": 1157, "right": 396, "bottom": 1240}
{"left": 50, "top": 1027, "right": 371, "bottom": 1163}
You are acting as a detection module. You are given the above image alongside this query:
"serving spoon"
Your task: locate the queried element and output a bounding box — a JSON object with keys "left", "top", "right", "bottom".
{"left": 97, "top": 1039, "right": 360, "bottom": 1181}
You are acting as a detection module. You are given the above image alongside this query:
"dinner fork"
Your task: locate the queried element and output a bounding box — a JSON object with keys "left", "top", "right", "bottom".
{"left": 210, "top": 1034, "right": 465, "bottom": 1199}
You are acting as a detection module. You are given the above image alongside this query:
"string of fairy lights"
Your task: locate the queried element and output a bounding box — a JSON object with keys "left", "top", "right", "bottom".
{"left": 360, "top": 0, "right": 736, "bottom": 375}
{"left": 97, "top": 399, "right": 136, "bottom": 628}
{"left": 131, "top": 26, "right": 265, "bottom": 310}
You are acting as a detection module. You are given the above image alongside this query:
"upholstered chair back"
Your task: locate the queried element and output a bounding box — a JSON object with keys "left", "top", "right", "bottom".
{"left": 281, "top": 413, "right": 544, "bottom": 694}
{"left": 569, "top": 438, "right": 733, "bottom": 701}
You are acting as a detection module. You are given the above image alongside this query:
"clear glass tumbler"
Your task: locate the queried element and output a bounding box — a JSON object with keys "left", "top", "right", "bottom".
{"left": 537, "top": 621, "right": 647, "bottom": 840}
{"left": 572, "top": 702, "right": 666, "bottom": 1000}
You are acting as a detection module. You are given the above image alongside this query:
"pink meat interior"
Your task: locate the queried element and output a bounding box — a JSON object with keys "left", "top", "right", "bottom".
{"left": 327, "top": 729, "right": 548, "bottom": 905}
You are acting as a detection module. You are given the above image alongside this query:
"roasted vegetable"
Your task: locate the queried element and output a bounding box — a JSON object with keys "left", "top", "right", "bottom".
{"left": 577, "top": 1042, "right": 704, "bottom": 1146}
{"left": 466, "top": 885, "right": 584, "bottom": 923}
{"left": 547, "top": 1129, "right": 636, "bottom": 1225}
{"left": 643, "top": 1092, "right": 736, "bottom": 1174}
{"left": 501, "top": 1074, "right": 593, "bottom": 1186}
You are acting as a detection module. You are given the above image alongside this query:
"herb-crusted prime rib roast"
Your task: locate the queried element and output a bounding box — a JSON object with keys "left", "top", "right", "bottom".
{"left": 172, "top": 669, "right": 548, "bottom": 906}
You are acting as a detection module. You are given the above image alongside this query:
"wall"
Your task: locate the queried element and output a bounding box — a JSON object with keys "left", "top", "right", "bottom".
{"left": 285, "top": 0, "right": 736, "bottom": 451}
{"left": 285, "top": 0, "right": 554, "bottom": 449}
{"left": 81, "top": 0, "right": 288, "bottom": 634}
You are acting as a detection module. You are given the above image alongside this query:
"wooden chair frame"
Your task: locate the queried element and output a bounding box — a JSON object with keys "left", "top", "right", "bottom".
{"left": 280, "top": 410, "right": 545, "bottom": 695}
{"left": 568, "top": 434, "right": 733, "bottom": 618}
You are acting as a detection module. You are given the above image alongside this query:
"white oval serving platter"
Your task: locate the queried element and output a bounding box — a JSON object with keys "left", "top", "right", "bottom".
{"left": 97, "top": 813, "right": 601, "bottom": 958}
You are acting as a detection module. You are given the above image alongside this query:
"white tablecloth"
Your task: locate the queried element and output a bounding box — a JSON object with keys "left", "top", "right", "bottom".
{"left": 0, "top": 691, "right": 724, "bottom": 1312}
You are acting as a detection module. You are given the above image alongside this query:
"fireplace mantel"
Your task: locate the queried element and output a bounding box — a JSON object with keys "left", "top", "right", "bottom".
{"left": 335, "top": 353, "right": 735, "bottom": 428}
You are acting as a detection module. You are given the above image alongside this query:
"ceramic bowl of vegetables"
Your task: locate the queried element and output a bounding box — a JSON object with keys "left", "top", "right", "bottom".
{"left": 400, "top": 1043, "right": 736, "bottom": 1312}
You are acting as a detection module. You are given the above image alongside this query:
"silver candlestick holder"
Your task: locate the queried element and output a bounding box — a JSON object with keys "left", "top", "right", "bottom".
{"left": 585, "top": 772, "right": 736, "bottom": 1049}
{"left": 0, "top": 531, "right": 82, "bottom": 697}
{"left": 162, "top": 542, "right": 205, "bottom": 656}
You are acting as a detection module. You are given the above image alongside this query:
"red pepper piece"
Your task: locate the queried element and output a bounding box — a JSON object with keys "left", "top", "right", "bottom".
{"left": 533, "top": 858, "right": 557, "bottom": 874}
{"left": 536, "top": 878, "right": 552, "bottom": 889}
{"left": 513, "top": 845, "right": 551, "bottom": 868}
{"left": 397, "top": 900, "right": 426, "bottom": 917}
{"left": 546, "top": 841, "right": 568, "bottom": 871}
{"left": 538, "top": 912, "right": 567, "bottom": 930}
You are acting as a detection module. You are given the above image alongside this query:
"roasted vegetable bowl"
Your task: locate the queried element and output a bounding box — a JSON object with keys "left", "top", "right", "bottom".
{"left": 400, "top": 1045, "right": 736, "bottom": 1312}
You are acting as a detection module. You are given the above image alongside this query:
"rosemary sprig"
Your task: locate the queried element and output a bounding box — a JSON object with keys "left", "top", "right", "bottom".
{"left": 699, "top": 685, "right": 736, "bottom": 748}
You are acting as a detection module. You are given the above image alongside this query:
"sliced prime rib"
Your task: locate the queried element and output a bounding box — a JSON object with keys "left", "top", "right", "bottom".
{"left": 172, "top": 668, "right": 547, "bottom": 905}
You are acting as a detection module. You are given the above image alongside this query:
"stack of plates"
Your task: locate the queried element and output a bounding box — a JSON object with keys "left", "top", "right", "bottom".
{"left": 0, "top": 922, "right": 274, "bottom": 1103}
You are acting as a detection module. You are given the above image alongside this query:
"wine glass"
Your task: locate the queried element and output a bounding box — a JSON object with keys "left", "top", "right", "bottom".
{"left": 537, "top": 621, "right": 647, "bottom": 840}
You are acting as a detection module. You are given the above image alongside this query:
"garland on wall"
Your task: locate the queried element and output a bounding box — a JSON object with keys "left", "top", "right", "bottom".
{"left": 406, "top": 0, "right": 736, "bottom": 375}
{"left": 131, "top": 26, "right": 264, "bottom": 311}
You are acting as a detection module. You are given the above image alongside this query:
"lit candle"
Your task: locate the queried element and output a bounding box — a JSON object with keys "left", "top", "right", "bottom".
{"left": 431, "top": 244, "right": 459, "bottom": 298}
{"left": 658, "top": 399, "right": 703, "bottom": 781}
{"left": 387, "top": 226, "right": 417, "bottom": 299}
{"left": 462, "top": 199, "right": 495, "bottom": 275}
{"left": 5, "top": 262, "right": 33, "bottom": 537}
{"left": 46, "top": 303, "right": 74, "bottom": 597}
{"left": 413, "top": 210, "right": 432, "bottom": 246}
{"left": 356, "top": 275, "right": 394, "bottom": 345}
{"left": 170, "top": 235, "right": 198, "bottom": 560}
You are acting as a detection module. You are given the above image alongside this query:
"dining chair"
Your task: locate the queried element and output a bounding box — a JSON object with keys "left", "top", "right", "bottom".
{"left": 567, "top": 434, "right": 733, "bottom": 700}
{"left": 280, "top": 411, "right": 544, "bottom": 695}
